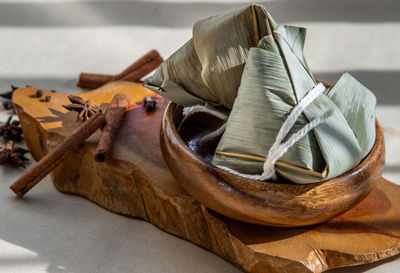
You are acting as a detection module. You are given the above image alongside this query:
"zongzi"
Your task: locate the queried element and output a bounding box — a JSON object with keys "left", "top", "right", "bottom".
{"left": 144, "top": 4, "right": 276, "bottom": 110}
{"left": 144, "top": 4, "right": 377, "bottom": 184}
{"left": 212, "top": 26, "right": 376, "bottom": 184}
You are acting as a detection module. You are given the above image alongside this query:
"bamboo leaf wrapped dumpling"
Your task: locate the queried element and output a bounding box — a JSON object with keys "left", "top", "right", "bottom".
{"left": 144, "top": 4, "right": 277, "bottom": 110}
{"left": 212, "top": 25, "right": 376, "bottom": 184}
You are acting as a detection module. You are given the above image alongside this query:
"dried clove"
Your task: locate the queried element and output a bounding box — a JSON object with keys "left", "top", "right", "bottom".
{"left": 146, "top": 101, "right": 157, "bottom": 112}
{"left": 0, "top": 141, "right": 29, "bottom": 168}
{"left": 36, "top": 89, "right": 43, "bottom": 98}
{"left": 0, "top": 116, "right": 23, "bottom": 142}
{"left": 143, "top": 96, "right": 157, "bottom": 112}
{"left": 2, "top": 101, "right": 13, "bottom": 110}
{"left": 44, "top": 95, "right": 51, "bottom": 102}
{"left": 63, "top": 95, "right": 100, "bottom": 121}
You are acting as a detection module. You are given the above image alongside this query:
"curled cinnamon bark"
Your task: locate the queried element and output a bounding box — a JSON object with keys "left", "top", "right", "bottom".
{"left": 10, "top": 111, "right": 106, "bottom": 198}
{"left": 118, "top": 56, "right": 163, "bottom": 82}
{"left": 110, "top": 49, "right": 160, "bottom": 81}
{"left": 94, "top": 94, "right": 130, "bottom": 162}
{"left": 10, "top": 93, "right": 130, "bottom": 198}
{"left": 77, "top": 74, "right": 113, "bottom": 89}
{"left": 77, "top": 50, "right": 163, "bottom": 88}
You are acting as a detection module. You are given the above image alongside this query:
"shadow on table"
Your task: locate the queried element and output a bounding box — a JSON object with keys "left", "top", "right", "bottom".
{"left": 0, "top": 77, "right": 85, "bottom": 95}
{"left": 315, "top": 70, "right": 400, "bottom": 105}
{"left": 0, "top": 0, "right": 398, "bottom": 28}
{"left": 2, "top": 69, "right": 400, "bottom": 105}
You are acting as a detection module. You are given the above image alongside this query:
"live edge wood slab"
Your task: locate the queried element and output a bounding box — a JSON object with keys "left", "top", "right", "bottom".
{"left": 13, "top": 82, "right": 400, "bottom": 273}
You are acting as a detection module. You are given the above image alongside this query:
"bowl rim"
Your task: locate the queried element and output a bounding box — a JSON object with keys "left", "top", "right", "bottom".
{"left": 161, "top": 102, "right": 385, "bottom": 226}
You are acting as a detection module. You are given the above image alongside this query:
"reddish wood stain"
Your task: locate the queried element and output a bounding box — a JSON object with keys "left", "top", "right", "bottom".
{"left": 337, "top": 189, "right": 392, "bottom": 219}
{"left": 315, "top": 189, "right": 400, "bottom": 239}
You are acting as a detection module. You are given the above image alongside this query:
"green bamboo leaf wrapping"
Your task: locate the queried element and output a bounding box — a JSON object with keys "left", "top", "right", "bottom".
{"left": 212, "top": 31, "right": 326, "bottom": 181}
{"left": 212, "top": 26, "right": 376, "bottom": 184}
{"left": 144, "top": 4, "right": 276, "bottom": 110}
{"left": 144, "top": 4, "right": 376, "bottom": 184}
{"left": 326, "top": 73, "right": 376, "bottom": 154}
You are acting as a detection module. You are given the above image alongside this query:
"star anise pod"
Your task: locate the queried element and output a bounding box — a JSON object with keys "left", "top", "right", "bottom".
{"left": 0, "top": 141, "right": 29, "bottom": 168}
{"left": 0, "top": 84, "right": 18, "bottom": 99}
{"left": 63, "top": 95, "right": 100, "bottom": 121}
{"left": 0, "top": 115, "right": 23, "bottom": 142}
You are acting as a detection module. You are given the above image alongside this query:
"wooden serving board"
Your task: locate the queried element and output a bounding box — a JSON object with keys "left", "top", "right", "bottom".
{"left": 13, "top": 82, "right": 400, "bottom": 273}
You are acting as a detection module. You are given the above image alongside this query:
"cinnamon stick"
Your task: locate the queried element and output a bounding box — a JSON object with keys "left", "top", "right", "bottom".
{"left": 77, "top": 74, "right": 113, "bottom": 89}
{"left": 10, "top": 111, "right": 106, "bottom": 198}
{"left": 110, "top": 49, "right": 160, "bottom": 81}
{"left": 94, "top": 94, "right": 130, "bottom": 162}
{"left": 77, "top": 50, "right": 163, "bottom": 88}
{"left": 120, "top": 56, "right": 163, "bottom": 82}
{"left": 315, "top": 78, "right": 332, "bottom": 88}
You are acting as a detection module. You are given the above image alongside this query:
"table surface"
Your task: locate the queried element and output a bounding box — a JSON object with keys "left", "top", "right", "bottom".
{"left": 0, "top": 0, "right": 399, "bottom": 272}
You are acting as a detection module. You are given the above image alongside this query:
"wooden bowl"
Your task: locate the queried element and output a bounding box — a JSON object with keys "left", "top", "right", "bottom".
{"left": 160, "top": 102, "right": 385, "bottom": 227}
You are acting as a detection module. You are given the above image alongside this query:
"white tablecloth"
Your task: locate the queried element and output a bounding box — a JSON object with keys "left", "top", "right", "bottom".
{"left": 0, "top": 1, "right": 399, "bottom": 272}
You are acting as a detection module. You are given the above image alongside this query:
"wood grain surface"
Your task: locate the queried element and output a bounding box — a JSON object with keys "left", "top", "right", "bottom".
{"left": 12, "top": 82, "right": 400, "bottom": 273}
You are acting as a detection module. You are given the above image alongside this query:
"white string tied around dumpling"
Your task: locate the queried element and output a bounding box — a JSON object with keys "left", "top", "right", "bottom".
{"left": 217, "top": 82, "right": 334, "bottom": 181}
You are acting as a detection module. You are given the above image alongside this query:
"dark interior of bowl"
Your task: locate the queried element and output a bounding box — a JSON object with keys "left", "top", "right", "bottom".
{"left": 177, "top": 111, "right": 223, "bottom": 162}
{"left": 175, "top": 105, "right": 293, "bottom": 184}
